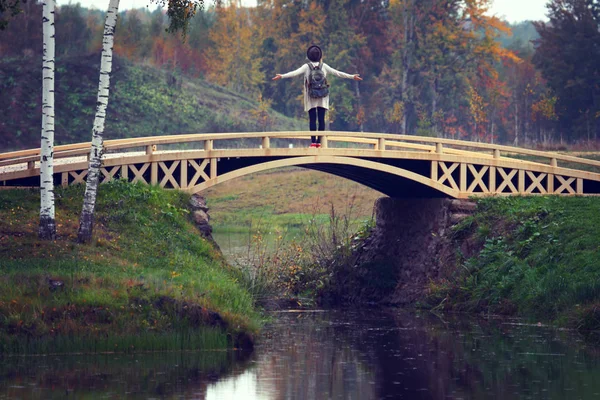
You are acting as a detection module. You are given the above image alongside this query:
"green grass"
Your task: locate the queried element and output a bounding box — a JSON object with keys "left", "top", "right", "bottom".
{"left": 0, "top": 181, "right": 260, "bottom": 354}
{"left": 205, "top": 167, "right": 381, "bottom": 233}
{"left": 426, "top": 195, "right": 600, "bottom": 330}
{"left": 0, "top": 55, "right": 303, "bottom": 151}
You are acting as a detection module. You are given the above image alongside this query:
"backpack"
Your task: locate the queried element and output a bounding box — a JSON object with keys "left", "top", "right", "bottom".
{"left": 306, "top": 62, "right": 329, "bottom": 99}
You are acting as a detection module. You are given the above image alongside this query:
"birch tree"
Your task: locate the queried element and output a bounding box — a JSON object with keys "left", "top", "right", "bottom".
{"left": 39, "top": 0, "right": 56, "bottom": 240}
{"left": 76, "top": 0, "right": 120, "bottom": 244}
{"left": 77, "top": 0, "right": 204, "bottom": 243}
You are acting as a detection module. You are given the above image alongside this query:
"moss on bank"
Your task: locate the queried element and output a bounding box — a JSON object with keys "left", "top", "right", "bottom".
{"left": 425, "top": 196, "right": 600, "bottom": 331}
{"left": 0, "top": 181, "right": 260, "bottom": 354}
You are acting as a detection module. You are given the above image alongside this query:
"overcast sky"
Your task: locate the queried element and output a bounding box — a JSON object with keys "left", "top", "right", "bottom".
{"left": 56, "top": 0, "right": 550, "bottom": 23}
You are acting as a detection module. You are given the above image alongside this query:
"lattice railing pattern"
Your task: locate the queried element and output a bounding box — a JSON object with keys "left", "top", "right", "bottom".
{"left": 431, "top": 162, "right": 583, "bottom": 195}
{"left": 1, "top": 131, "right": 598, "bottom": 197}
{"left": 60, "top": 159, "right": 217, "bottom": 190}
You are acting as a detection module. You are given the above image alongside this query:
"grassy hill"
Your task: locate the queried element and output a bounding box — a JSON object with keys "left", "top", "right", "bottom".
{"left": 0, "top": 181, "right": 259, "bottom": 354}
{"left": 0, "top": 55, "right": 303, "bottom": 151}
{"left": 204, "top": 167, "right": 383, "bottom": 232}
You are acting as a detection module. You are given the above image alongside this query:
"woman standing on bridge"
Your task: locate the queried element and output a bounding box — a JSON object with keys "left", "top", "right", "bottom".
{"left": 272, "top": 45, "right": 362, "bottom": 147}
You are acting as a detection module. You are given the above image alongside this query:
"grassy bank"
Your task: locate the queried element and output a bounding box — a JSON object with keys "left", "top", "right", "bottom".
{"left": 426, "top": 196, "right": 600, "bottom": 330}
{"left": 0, "top": 180, "right": 259, "bottom": 354}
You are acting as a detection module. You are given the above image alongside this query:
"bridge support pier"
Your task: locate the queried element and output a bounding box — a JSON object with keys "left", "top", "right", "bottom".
{"left": 354, "top": 197, "right": 475, "bottom": 304}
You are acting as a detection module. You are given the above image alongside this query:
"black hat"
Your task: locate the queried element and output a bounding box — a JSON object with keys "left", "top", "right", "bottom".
{"left": 307, "top": 45, "right": 322, "bottom": 62}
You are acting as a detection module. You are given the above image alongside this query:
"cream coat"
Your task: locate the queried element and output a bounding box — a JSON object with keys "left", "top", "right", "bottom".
{"left": 280, "top": 61, "right": 355, "bottom": 112}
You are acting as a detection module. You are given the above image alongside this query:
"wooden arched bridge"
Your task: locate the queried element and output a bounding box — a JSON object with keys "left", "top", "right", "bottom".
{"left": 1, "top": 132, "right": 600, "bottom": 198}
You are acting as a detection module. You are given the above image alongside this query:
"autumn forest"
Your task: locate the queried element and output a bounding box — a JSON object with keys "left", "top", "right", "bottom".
{"left": 1, "top": 0, "right": 599, "bottom": 147}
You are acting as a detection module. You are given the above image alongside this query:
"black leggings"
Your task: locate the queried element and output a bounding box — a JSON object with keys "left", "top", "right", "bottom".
{"left": 309, "top": 107, "right": 326, "bottom": 143}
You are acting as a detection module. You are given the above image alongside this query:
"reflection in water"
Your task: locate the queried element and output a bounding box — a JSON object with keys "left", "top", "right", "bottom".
{"left": 219, "top": 310, "right": 600, "bottom": 400}
{"left": 0, "top": 351, "right": 251, "bottom": 399}
{"left": 2, "top": 310, "right": 600, "bottom": 399}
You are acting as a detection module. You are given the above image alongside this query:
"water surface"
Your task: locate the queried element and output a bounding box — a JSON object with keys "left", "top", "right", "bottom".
{"left": 2, "top": 309, "right": 600, "bottom": 399}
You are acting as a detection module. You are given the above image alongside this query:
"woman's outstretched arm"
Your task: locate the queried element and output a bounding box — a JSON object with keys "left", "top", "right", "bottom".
{"left": 272, "top": 64, "right": 308, "bottom": 80}
{"left": 323, "top": 64, "right": 362, "bottom": 80}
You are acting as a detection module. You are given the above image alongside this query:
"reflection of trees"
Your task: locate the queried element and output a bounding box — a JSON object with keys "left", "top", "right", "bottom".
{"left": 3, "top": 311, "right": 600, "bottom": 399}
{"left": 254, "top": 310, "right": 600, "bottom": 400}
{"left": 387, "top": 311, "right": 600, "bottom": 400}
{"left": 0, "top": 350, "right": 252, "bottom": 399}
{"left": 255, "top": 312, "right": 377, "bottom": 400}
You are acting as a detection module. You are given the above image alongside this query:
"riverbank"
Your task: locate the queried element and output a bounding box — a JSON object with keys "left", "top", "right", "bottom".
{"left": 0, "top": 181, "right": 259, "bottom": 354}
{"left": 422, "top": 195, "right": 600, "bottom": 331}
{"left": 202, "top": 167, "right": 600, "bottom": 331}
{"left": 207, "top": 174, "right": 600, "bottom": 331}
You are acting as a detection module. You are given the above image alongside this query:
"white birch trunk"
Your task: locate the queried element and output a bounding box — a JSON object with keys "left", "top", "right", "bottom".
{"left": 77, "top": 0, "right": 120, "bottom": 244}
{"left": 39, "top": 0, "right": 56, "bottom": 240}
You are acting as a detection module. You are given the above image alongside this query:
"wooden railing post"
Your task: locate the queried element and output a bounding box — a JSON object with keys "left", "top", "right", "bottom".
{"left": 493, "top": 149, "right": 500, "bottom": 159}
{"left": 436, "top": 143, "right": 444, "bottom": 154}
{"left": 27, "top": 161, "right": 35, "bottom": 169}
{"left": 146, "top": 145, "right": 156, "bottom": 155}
{"left": 321, "top": 136, "right": 328, "bottom": 149}
{"left": 548, "top": 158, "right": 558, "bottom": 193}
{"left": 204, "top": 140, "right": 213, "bottom": 151}
{"left": 262, "top": 136, "right": 270, "bottom": 149}
{"left": 378, "top": 137, "right": 386, "bottom": 151}
{"left": 210, "top": 158, "right": 217, "bottom": 179}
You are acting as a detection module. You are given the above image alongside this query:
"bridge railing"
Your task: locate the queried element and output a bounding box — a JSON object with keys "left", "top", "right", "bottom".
{"left": 1, "top": 131, "right": 600, "bottom": 174}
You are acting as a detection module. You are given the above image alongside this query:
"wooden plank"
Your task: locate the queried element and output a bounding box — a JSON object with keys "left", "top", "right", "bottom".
{"left": 188, "top": 159, "right": 210, "bottom": 187}
{"left": 130, "top": 163, "right": 149, "bottom": 184}
{"left": 158, "top": 161, "right": 180, "bottom": 189}
{"left": 70, "top": 170, "right": 87, "bottom": 185}
{"left": 3, "top": 131, "right": 600, "bottom": 171}
{"left": 467, "top": 165, "right": 489, "bottom": 193}
{"left": 518, "top": 170, "right": 525, "bottom": 193}
{"left": 497, "top": 168, "right": 518, "bottom": 193}
{"left": 2, "top": 147, "right": 600, "bottom": 186}
{"left": 180, "top": 160, "right": 187, "bottom": 189}
{"left": 101, "top": 166, "right": 120, "bottom": 183}
{"left": 210, "top": 158, "right": 217, "bottom": 179}
{"left": 262, "top": 136, "right": 270, "bottom": 149}
{"left": 189, "top": 155, "right": 460, "bottom": 198}
{"left": 556, "top": 176, "right": 576, "bottom": 194}
{"left": 460, "top": 163, "right": 467, "bottom": 192}
{"left": 525, "top": 171, "right": 546, "bottom": 194}
{"left": 438, "top": 162, "right": 459, "bottom": 190}
{"left": 151, "top": 162, "right": 158, "bottom": 185}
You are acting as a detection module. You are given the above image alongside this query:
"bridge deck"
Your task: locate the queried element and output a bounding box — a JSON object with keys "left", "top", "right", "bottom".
{"left": 1, "top": 132, "right": 600, "bottom": 198}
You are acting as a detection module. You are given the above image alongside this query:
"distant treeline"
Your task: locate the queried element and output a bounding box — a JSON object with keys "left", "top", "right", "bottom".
{"left": 1, "top": 0, "right": 598, "bottom": 145}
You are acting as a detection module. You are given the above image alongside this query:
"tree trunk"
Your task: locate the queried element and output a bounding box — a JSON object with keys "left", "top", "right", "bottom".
{"left": 354, "top": 79, "right": 363, "bottom": 132}
{"left": 431, "top": 78, "right": 439, "bottom": 137}
{"left": 524, "top": 96, "right": 529, "bottom": 145}
{"left": 513, "top": 101, "right": 519, "bottom": 146}
{"left": 400, "top": 0, "right": 414, "bottom": 135}
{"left": 77, "top": 0, "right": 120, "bottom": 244}
{"left": 39, "top": 0, "right": 56, "bottom": 240}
